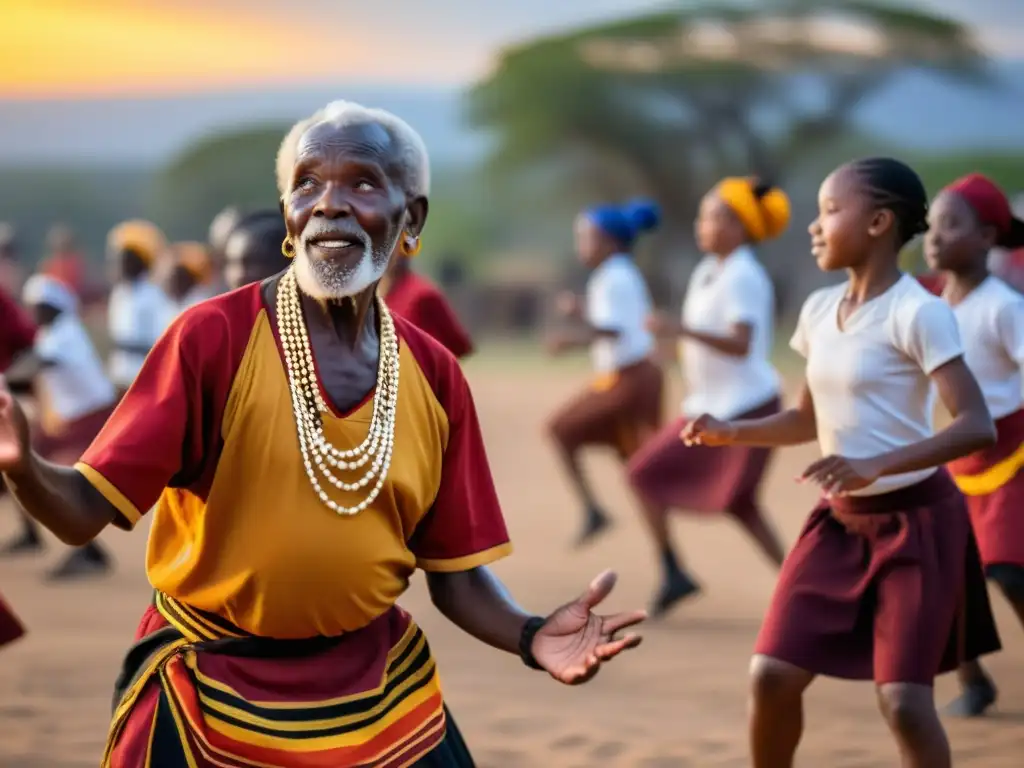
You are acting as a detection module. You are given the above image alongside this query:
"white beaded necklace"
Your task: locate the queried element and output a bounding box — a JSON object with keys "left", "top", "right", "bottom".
{"left": 276, "top": 268, "right": 400, "bottom": 515}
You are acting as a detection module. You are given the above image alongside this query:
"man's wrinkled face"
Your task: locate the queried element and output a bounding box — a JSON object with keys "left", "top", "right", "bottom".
{"left": 283, "top": 121, "right": 407, "bottom": 300}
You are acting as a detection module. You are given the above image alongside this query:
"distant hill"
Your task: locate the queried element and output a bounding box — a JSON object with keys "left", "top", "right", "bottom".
{"left": 0, "top": 60, "right": 1022, "bottom": 168}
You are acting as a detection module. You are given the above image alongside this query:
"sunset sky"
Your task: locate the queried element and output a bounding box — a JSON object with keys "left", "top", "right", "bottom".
{"left": 1, "top": 0, "right": 1020, "bottom": 99}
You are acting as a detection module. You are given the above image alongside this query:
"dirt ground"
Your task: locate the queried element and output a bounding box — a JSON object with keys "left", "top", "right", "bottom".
{"left": 1, "top": 356, "right": 1023, "bottom": 767}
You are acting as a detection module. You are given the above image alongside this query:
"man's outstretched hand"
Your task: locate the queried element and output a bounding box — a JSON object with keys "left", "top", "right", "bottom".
{"left": 532, "top": 570, "right": 646, "bottom": 685}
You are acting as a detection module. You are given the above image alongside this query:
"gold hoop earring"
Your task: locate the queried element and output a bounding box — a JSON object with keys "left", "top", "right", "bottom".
{"left": 282, "top": 237, "right": 296, "bottom": 259}
{"left": 401, "top": 235, "right": 422, "bottom": 257}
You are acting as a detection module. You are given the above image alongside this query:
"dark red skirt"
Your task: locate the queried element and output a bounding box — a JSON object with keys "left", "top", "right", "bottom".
{"left": 548, "top": 359, "right": 664, "bottom": 459}
{"left": 626, "top": 396, "right": 780, "bottom": 517}
{"left": 32, "top": 404, "right": 114, "bottom": 465}
{"left": 948, "top": 408, "right": 1024, "bottom": 567}
{"left": 754, "top": 471, "right": 1000, "bottom": 685}
{"left": 0, "top": 591, "right": 25, "bottom": 648}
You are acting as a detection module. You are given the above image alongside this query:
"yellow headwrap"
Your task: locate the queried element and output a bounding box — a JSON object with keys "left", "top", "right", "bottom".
{"left": 715, "top": 177, "right": 791, "bottom": 243}
{"left": 173, "top": 241, "right": 213, "bottom": 284}
{"left": 107, "top": 220, "right": 166, "bottom": 265}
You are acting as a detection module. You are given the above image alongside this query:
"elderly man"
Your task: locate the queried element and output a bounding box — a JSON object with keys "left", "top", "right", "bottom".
{"left": 0, "top": 101, "right": 645, "bottom": 767}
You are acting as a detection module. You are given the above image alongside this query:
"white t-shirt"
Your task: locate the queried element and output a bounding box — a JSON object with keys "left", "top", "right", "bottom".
{"left": 791, "top": 274, "right": 964, "bottom": 496}
{"left": 107, "top": 278, "right": 174, "bottom": 388}
{"left": 585, "top": 254, "right": 655, "bottom": 373}
{"left": 680, "top": 246, "right": 780, "bottom": 418}
{"left": 35, "top": 313, "right": 116, "bottom": 423}
{"left": 950, "top": 276, "right": 1024, "bottom": 420}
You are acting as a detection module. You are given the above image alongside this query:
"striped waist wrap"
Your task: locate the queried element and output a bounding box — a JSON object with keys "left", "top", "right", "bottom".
{"left": 103, "top": 592, "right": 448, "bottom": 767}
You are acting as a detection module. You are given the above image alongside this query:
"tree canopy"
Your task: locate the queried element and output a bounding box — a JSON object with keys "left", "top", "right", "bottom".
{"left": 468, "top": 0, "right": 990, "bottom": 262}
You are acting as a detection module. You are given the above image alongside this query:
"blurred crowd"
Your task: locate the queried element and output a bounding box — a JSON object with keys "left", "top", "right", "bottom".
{"left": 0, "top": 208, "right": 289, "bottom": 579}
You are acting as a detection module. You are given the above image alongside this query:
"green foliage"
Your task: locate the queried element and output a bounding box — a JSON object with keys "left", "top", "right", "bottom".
{"left": 150, "top": 125, "right": 287, "bottom": 240}
{"left": 468, "top": 0, "right": 990, "bottom": 270}
{"left": 0, "top": 166, "right": 151, "bottom": 266}
{"left": 913, "top": 153, "right": 1024, "bottom": 197}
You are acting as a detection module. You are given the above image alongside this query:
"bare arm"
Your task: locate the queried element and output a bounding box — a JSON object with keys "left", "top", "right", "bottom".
{"left": 648, "top": 311, "right": 751, "bottom": 357}
{"left": 547, "top": 324, "right": 619, "bottom": 354}
{"left": 0, "top": 393, "right": 117, "bottom": 545}
{"left": 872, "top": 357, "right": 994, "bottom": 476}
{"left": 679, "top": 322, "right": 752, "bottom": 358}
{"left": 728, "top": 380, "right": 816, "bottom": 447}
{"left": 426, "top": 567, "right": 532, "bottom": 654}
{"left": 4, "top": 352, "right": 46, "bottom": 389}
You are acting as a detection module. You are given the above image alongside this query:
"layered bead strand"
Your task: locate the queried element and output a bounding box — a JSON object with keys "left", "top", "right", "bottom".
{"left": 276, "top": 268, "right": 399, "bottom": 515}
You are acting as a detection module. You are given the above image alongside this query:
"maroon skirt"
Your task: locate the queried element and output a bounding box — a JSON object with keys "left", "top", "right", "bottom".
{"left": 626, "top": 396, "right": 780, "bottom": 517}
{"left": 755, "top": 471, "right": 1000, "bottom": 685}
{"left": 548, "top": 359, "right": 664, "bottom": 460}
{"left": 0, "top": 591, "right": 25, "bottom": 648}
{"left": 948, "top": 408, "right": 1024, "bottom": 568}
{"left": 32, "top": 404, "right": 115, "bottom": 466}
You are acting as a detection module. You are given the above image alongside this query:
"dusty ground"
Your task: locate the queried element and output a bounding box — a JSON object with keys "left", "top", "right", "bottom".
{"left": 1, "top": 353, "right": 1023, "bottom": 767}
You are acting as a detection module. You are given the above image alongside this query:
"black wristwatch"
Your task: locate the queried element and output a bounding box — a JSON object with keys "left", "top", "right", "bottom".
{"left": 518, "top": 616, "right": 546, "bottom": 670}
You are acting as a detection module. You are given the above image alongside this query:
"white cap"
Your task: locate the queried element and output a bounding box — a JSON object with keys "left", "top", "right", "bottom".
{"left": 22, "top": 274, "right": 78, "bottom": 314}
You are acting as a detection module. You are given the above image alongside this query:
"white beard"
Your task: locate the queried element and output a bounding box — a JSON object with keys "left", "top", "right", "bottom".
{"left": 292, "top": 235, "right": 396, "bottom": 300}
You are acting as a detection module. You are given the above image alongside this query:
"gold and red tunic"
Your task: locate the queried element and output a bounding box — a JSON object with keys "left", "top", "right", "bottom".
{"left": 76, "top": 280, "right": 511, "bottom": 767}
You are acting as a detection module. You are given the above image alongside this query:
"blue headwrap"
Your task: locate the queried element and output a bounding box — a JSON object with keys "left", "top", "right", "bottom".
{"left": 585, "top": 198, "right": 661, "bottom": 247}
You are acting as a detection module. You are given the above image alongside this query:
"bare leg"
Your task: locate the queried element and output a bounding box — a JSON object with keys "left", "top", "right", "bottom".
{"left": 947, "top": 564, "right": 1024, "bottom": 717}
{"left": 635, "top": 497, "right": 701, "bottom": 616}
{"left": 749, "top": 655, "right": 815, "bottom": 768}
{"left": 0, "top": 510, "right": 44, "bottom": 555}
{"left": 876, "top": 683, "right": 950, "bottom": 768}
{"left": 947, "top": 659, "right": 997, "bottom": 717}
{"left": 46, "top": 540, "right": 112, "bottom": 581}
{"left": 730, "top": 499, "right": 785, "bottom": 568}
{"left": 550, "top": 441, "right": 611, "bottom": 547}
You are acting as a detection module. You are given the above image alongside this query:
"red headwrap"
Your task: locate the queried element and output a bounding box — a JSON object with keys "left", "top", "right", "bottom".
{"left": 944, "top": 173, "right": 1024, "bottom": 248}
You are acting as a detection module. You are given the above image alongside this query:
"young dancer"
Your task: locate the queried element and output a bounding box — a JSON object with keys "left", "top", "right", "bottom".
{"left": 106, "top": 220, "right": 174, "bottom": 399}
{"left": 6, "top": 275, "right": 118, "bottom": 579}
{"left": 924, "top": 172, "right": 1024, "bottom": 717}
{"left": 684, "top": 158, "right": 1001, "bottom": 768}
{"left": 630, "top": 177, "right": 789, "bottom": 616}
{"left": 546, "top": 200, "right": 664, "bottom": 546}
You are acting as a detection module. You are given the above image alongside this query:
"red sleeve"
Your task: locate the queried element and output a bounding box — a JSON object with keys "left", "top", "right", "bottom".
{"left": 0, "top": 291, "right": 35, "bottom": 354}
{"left": 916, "top": 272, "right": 945, "bottom": 297}
{"left": 75, "top": 285, "right": 263, "bottom": 530}
{"left": 400, "top": 318, "right": 510, "bottom": 572}
{"left": 412, "top": 290, "right": 474, "bottom": 360}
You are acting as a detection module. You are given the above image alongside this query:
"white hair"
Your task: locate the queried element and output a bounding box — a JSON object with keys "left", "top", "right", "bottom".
{"left": 275, "top": 100, "right": 430, "bottom": 200}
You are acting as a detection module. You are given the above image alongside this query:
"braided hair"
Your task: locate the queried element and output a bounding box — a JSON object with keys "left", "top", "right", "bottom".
{"left": 846, "top": 157, "right": 929, "bottom": 248}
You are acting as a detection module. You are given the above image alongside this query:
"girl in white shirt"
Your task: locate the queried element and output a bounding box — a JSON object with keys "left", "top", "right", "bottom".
{"left": 684, "top": 158, "right": 999, "bottom": 768}
{"left": 630, "top": 177, "right": 789, "bottom": 617}
{"left": 924, "top": 172, "right": 1024, "bottom": 718}
{"left": 6, "top": 275, "right": 118, "bottom": 580}
{"left": 546, "top": 200, "right": 663, "bottom": 547}
{"left": 106, "top": 220, "right": 175, "bottom": 398}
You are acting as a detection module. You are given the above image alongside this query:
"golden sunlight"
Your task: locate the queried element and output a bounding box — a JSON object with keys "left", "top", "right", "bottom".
{"left": 0, "top": 0, "right": 376, "bottom": 97}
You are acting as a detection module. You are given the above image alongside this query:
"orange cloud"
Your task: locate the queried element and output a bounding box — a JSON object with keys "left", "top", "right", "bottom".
{"left": 0, "top": 0, "right": 386, "bottom": 97}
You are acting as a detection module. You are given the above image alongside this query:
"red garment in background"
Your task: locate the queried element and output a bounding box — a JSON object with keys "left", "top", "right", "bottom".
{"left": 0, "top": 286, "right": 36, "bottom": 371}
{"left": 916, "top": 271, "right": 946, "bottom": 297}
{"left": 995, "top": 249, "right": 1024, "bottom": 294}
{"left": 385, "top": 270, "right": 474, "bottom": 359}
{"left": 40, "top": 250, "right": 86, "bottom": 297}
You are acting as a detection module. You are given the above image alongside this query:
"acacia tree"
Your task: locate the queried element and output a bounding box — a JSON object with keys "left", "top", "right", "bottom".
{"left": 468, "top": 0, "right": 989, "bottom": 281}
